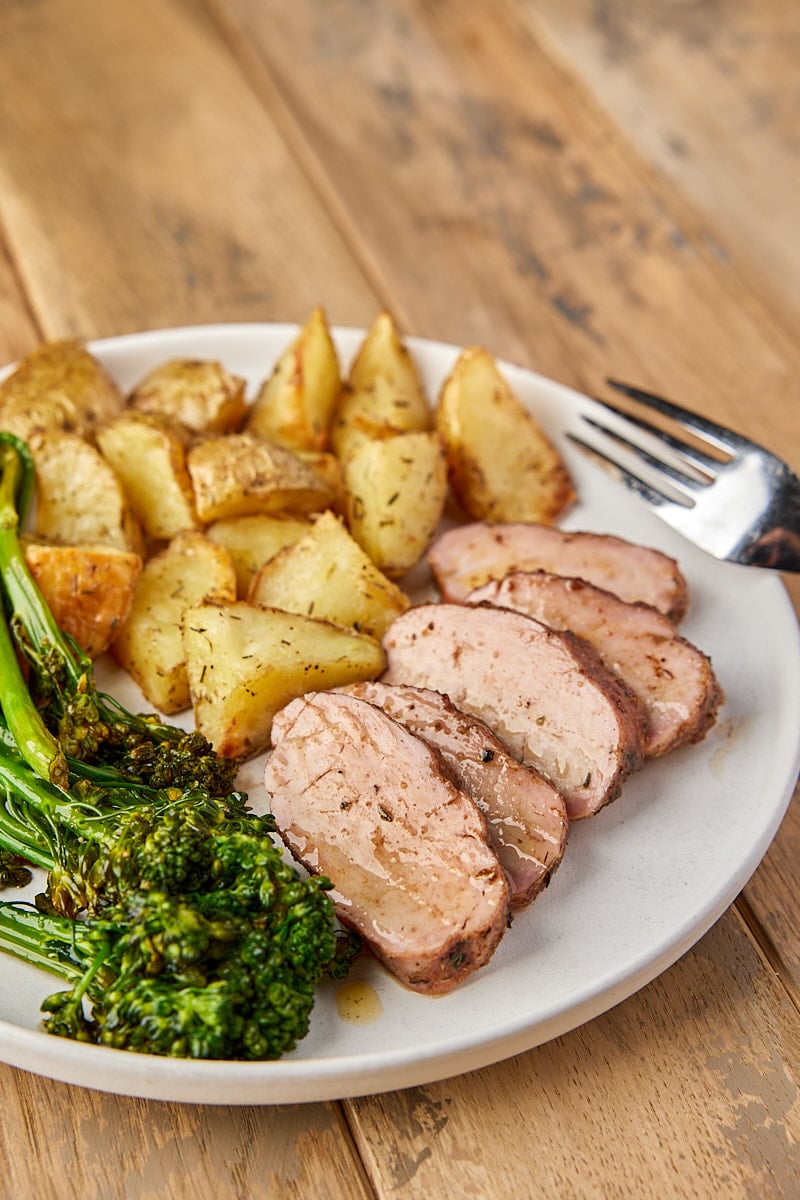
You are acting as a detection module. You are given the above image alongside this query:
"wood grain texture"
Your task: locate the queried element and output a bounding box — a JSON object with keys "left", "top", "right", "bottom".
{"left": 519, "top": 0, "right": 800, "bottom": 332}
{"left": 347, "top": 914, "right": 800, "bottom": 1199}
{"left": 214, "top": 0, "right": 799, "bottom": 455}
{"left": 0, "top": 0, "right": 380, "bottom": 339}
{"left": 0, "top": 1067, "right": 375, "bottom": 1200}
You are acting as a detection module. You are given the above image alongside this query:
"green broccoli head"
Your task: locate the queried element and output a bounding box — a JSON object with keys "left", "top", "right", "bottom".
{"left": 37, "top": 880, "right": 339, "bottom": 1060}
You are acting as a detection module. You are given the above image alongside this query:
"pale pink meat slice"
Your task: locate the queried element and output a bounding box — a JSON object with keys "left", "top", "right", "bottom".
{"left": 265, "top": 690, "right": 511, "bottom": 996}
{"left": 382, "top": 604, "right": 647, "bottom": 819}
{"left": 468, "top": 572, "right": 723, "bottom": 758}
{"left": 341, "top": 680, "right": 568, "bottom": 908}
{"left": 427, "top": 522, "right": 689, "bottom": 620}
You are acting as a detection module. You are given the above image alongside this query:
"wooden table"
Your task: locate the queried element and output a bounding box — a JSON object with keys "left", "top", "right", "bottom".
{"left": 0, "top": 2, "right": 798, "bottom": 1196}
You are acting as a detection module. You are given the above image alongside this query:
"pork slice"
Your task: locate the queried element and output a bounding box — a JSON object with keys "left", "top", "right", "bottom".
{"left": 341, "top": 680, "right": 568, "bottom": 909}
{"left": 428, "top": 521, "right": 689, "bottom": 620}
{"left": 467, "top": 572, "right": 723, "bottom": 757}
{"left": 265, "top": 690, "right": 511, "bottom": 995}
{"left": 382, "top": 603, "right": 647, "bottom": 819}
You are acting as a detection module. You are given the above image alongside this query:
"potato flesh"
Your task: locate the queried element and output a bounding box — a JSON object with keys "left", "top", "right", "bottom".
{"left": 245, "top": 306, "right": 341, "bottom": 451}
{"left": 96, "top": 412, "right": 199, "bottom": 540}
{"left": 436, "top": 346, "right": 574, "bottom": 524}
{"left": 29, "top": 432, "right": 144, "bottom": 555}
{"left": 343, "top": 431, "right": 448, "bottom": 578}
{"left": 182, "top": 602, "right": 385, "bottom": 757}
{"left": 111, "top": 531, "right": 237, "bottom": 714}
{"left": 206, "top": 513, "right": 313, "bottom": 597}
{"left": 248, "top": 509, "right": 410, "bottom": 638}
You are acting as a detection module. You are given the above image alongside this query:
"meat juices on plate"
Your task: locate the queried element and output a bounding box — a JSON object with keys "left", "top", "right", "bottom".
{"left": 265, "top": 690, "right": 511, "bottom": 996}
{"left": 340, "top": 679, "right": 569, "bottom": 908}
{"left": 382, "top": 603, "right": 647, "bottom": 820}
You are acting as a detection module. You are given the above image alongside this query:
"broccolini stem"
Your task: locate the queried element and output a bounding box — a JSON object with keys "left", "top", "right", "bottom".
{"left": 0, "top": 438, "right": 86, "bottom": 686}
{"left": 0, "top": 902, "right": 85, "bottom": 981}
{"left": 0, "top": 605, "right": 68, "bottom": 788}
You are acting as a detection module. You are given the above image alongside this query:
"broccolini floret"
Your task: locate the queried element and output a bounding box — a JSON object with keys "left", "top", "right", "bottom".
{"left": 0, "top": 870, "right": 337, "bottom": 1059}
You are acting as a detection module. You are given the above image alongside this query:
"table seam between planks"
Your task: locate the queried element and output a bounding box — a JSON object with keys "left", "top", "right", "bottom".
{"left": 201, "top": 0, "right": 417, "bottom": 336}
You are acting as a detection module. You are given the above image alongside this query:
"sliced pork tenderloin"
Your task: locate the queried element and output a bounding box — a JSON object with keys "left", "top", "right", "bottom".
{"left": 265, "top": 690, "right": 511, "bottom": 996}
{"left": 428, "top": 521, "right": 688, "bottom": 620}
{"left": 468, "top": 572, "right": 723, "bottom": 758}
{"left": 382, "top": 603, "right": 647, "bottom": 819}
{"left": 340, "top": 680, "right": 568, "bottom": 909}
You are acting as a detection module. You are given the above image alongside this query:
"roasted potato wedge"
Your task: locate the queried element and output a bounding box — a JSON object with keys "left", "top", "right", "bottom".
{"left": 330, "top": 312, "right": 430, "bottom": 461}
{"left": 245, "top": 306, "right": 341, "bottom": 451}
{"left": 130, "top": 358, "right": 247, "bottom": 435}
{"left": 182, "top": 602, "right": 385, "bottom": 757}
{"left": 248, "top": 510, "right": 410, "bottom": 638}
{"left": 24, "top": 542, "right": 142, "bottom": 659}
{"left": 436, "top": 346, "right": 575, "bottom": 524}
{"left": 187, "top": 433, "right": 333, "bottom": 522}
{"left": 111, "top": 531, "right": 237, "bottom": 714}
{"left": 206, "top": 513, "right": 313, "bottom": 597}
{"left": 342, "top": 431, "right": 448, "bottom": 578}
{"left": 96, "top": 412, "right": 199, "bottom": 541}
{"left": 29, "top": 432, "right": 144, "bottom": 555}
{"left": 0, "top": 339, "right": 123, "bottom": 440}
{"left": 293, "top": 449, "right": 346, "bottom": 515}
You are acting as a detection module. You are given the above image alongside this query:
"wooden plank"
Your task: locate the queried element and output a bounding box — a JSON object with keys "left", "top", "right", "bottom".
{"left": 0, "top": 1067, "right": 375, "bottom": 1200}
{"left": 347, "top": 913, "right": 800, "bottom": 1199}
{"left": 741, "top": 784, "right": 800, "bottom": 1000}
{"left": 515, "top": 0, "right": 800, "bottom": 332}
{"left": 211, "top": 0, "right": 800, "bottom": 458}
{"left": 0, "top": 0, "right": 381, "bottom": 340}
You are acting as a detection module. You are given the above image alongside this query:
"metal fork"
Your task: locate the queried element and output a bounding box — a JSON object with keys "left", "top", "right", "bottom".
{"left": 567, "top": 380, "right": 800, "bottom": 572}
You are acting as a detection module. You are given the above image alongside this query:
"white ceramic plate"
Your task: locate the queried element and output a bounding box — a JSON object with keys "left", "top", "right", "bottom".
{"left": 0, "top": 324, "right": 798, "bottom": 1105}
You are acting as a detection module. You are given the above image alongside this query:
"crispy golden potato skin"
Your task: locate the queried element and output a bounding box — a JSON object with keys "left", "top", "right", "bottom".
{"left": 182, "top": 602, "right": 385, "bottom": 758}
{"left": 187, "top": 433, "right": 334, "bottom": 522}
{"left": 436, "top": 347, "right": 574, "bottom": 524}
{"left": 24, "top": 542, "right": 142, "bottom": 659}
{"left": 248, "top": 509, "right": 409, "bottom": 639}
{"left": 0, "top": 339, "right": 124, "bottom": 440}
{"left": 111, "top": 531, "right": 237, "bottom": 715}
{"left": 129, "top": 358, "right": 247, "bottom": 434}
{"left": 245, "top": 306, "right": 341, "bottom": 451}
{"left": 96, "top": 411, "right": 199, "bottom": 541}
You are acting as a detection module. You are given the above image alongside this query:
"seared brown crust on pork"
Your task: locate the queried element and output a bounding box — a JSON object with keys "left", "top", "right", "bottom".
{"left": 427, "top": 522, "right": 689, "bottom": 621}
{"left": 341, "top": 680, "right": 568, "bottom": 908}
{"left": 265, "top": 691, "right": 511, "bottom": 995}
{"left": 382, "top": 603, "right": 647, "bottom": 819}
{"left": 468, "top": 572, "right": 723, "bottom": 757}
